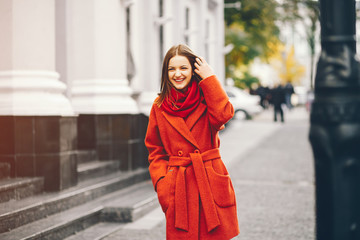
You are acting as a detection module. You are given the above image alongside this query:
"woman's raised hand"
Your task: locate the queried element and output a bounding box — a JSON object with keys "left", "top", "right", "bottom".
{"left": 194, "top": 57, "right": 214, "bottom": 80}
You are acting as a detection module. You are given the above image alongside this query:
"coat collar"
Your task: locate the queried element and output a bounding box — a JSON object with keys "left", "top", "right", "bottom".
{"left": 161, "top": 102, "right": 206, "bottom": 149}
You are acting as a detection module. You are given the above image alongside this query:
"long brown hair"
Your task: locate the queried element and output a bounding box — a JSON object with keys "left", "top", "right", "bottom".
{"left": 155, "top": 44, "right": 201, "bottom": 107}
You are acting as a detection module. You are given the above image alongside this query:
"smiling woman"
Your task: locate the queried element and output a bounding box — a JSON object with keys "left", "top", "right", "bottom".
{"left": 145, "top": 44, "right": 240, "bottom": 240}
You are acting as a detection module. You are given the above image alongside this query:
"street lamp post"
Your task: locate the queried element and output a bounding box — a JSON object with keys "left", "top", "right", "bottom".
{"left": 309, "top": 0, "right": 360, "bottom": 239}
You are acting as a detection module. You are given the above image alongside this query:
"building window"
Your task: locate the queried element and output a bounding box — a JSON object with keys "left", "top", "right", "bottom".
{"left": 205, "top": 19, "right": 210, "bottom": 61}
{"left": 159, "top": 0, "right": 164, "bottom": 63}
{"left": 126, "top": 6, "right": 136, "bottom": 82}
{"left": 185, "top": 7, "right": 190, "bottom": 44}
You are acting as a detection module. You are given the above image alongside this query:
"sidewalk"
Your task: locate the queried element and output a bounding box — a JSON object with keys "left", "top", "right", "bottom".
{"left": 227, "top": 107, "right": 315, "bottom": 240}
{"left": 104, "top": 106, "right": 315, "bottom": 240}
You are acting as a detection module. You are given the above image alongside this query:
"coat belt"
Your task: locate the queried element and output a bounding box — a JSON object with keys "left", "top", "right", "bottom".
{"left": 168, "top": 148, "right": 221, "bottom": 232}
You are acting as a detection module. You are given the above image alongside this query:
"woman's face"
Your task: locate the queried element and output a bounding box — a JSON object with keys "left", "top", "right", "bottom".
{"left": 168, "top": 55, "right": 192, "bottom": 91}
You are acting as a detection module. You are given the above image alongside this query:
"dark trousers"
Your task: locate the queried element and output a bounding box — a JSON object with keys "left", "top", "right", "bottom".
{"left": 274, "top": 105, "right": 284, "bottom": 122}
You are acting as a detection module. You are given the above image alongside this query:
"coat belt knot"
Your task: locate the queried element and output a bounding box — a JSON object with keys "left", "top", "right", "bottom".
{"left": 169, "top": 148, "right": 221, "bottom": 232}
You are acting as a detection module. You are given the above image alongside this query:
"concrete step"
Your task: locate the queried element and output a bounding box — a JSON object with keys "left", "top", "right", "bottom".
{"left": 0, "top": 177, "right": 44, "bottom": 204}
{"left": 100, "top": 181, "right": 157, "bottom": 223}
{"left": 0, "top": 162, "right": 10, "bottom": 180}
{"left": 77, "top": 150, "right": 98, "bottom": 164}
{"left": 64, "top": 222, "right": 123, "bottom": 240}
{"left": 77, "top": 160, "right": 120, "bottom": 183}
{"left": 0, "top": 180, "right": 157, "bottom": 240}
{"left": 0, "top": 168, "right": 150, "bottom": 234}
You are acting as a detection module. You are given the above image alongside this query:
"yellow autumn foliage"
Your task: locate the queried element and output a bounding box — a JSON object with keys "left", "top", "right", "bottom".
{"left": 270, "top": 44, "right": 306, "bottom": 84}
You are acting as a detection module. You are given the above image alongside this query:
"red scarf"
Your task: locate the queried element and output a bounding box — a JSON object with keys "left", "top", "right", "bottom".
{"left": 161, "top": 80, "right": 202, "bottom": 118}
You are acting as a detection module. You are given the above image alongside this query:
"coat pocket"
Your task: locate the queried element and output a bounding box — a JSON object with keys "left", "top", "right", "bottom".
{"left": 205, "top": 167, "right": 236, "bottom": 207}
{"left": 156, "top": 171, "right": 174, "bottom": 213}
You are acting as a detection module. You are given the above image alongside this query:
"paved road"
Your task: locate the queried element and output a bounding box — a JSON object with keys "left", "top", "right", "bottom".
{"left": 104, "top": 106, "right": 315, "bottom": 240}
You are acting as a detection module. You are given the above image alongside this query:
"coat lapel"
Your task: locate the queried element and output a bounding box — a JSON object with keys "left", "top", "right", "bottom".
{"left": 185, "top": 102, "right": 207, "bottom": 131}
{"left": 161, "top": 111, "right": 200, "bottom": 149}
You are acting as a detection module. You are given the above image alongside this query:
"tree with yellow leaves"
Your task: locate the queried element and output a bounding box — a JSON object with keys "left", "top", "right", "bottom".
{"left": 271, "top": 44, "right": 306, "bottom": 85}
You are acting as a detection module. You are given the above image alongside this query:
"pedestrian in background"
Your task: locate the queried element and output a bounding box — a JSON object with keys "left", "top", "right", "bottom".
{"left": 269, "top": 83, "right": 286, "bottom": 123}
{"left": 284, "top": 81, "right": 295, "bottom": 110}
{"left": 256, "top": 84, "right": 270, "bottom": 109}
{"left": 145, "top": 44, "right": 240, "bottom": 240}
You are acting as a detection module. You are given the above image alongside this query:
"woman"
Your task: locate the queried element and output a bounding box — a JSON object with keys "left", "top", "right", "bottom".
{"left": 145, "top": 44, "right": 240, "bottom": 240}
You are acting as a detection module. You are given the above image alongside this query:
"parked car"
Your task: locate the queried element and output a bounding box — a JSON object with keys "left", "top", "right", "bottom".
{"left": 225, "top": 86, "right": 263, "bottom": 120}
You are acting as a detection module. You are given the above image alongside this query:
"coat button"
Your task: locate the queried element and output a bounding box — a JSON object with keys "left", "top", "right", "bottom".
{"left": 178, "top": 150, "right": 183, "bottom": 156}
{"left": 194, "top": 149, "right": 200, "bottom": 154}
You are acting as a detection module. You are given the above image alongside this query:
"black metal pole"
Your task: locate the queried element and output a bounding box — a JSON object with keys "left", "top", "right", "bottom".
{"left": 309, "top": 0, "right": 360, "bottom": 239}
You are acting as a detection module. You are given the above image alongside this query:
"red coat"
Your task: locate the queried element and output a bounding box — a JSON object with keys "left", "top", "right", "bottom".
{"left": 145, "top": 75, "right": 240, "bottom": 240}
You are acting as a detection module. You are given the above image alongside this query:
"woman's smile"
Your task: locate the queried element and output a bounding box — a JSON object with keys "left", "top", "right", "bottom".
{"left": 174, "top": 78, "right": 185, "bottom": 82}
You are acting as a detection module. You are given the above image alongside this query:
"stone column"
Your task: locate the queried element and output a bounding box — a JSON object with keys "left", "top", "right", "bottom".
{"left": 0, "top": 0, "right": 77, "bottom": 191}
{"left": 170, "top": 0, "right": 186, "bottom": 47}
{"left": 68, "top": 0, "right": 143, "bottom": 170}
{"left": 130, "top": 0, "right": 162, "bottom": 168}
{"left": 132, "top": 0, "right": 161, "bottom": 115}
{"left": 214, "top": 0, "right": 225, "bottom": 83}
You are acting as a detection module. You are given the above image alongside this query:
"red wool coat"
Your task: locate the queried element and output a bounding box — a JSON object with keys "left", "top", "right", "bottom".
{"left": 145, "top": 75, "right": 240, "bottom": 240}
